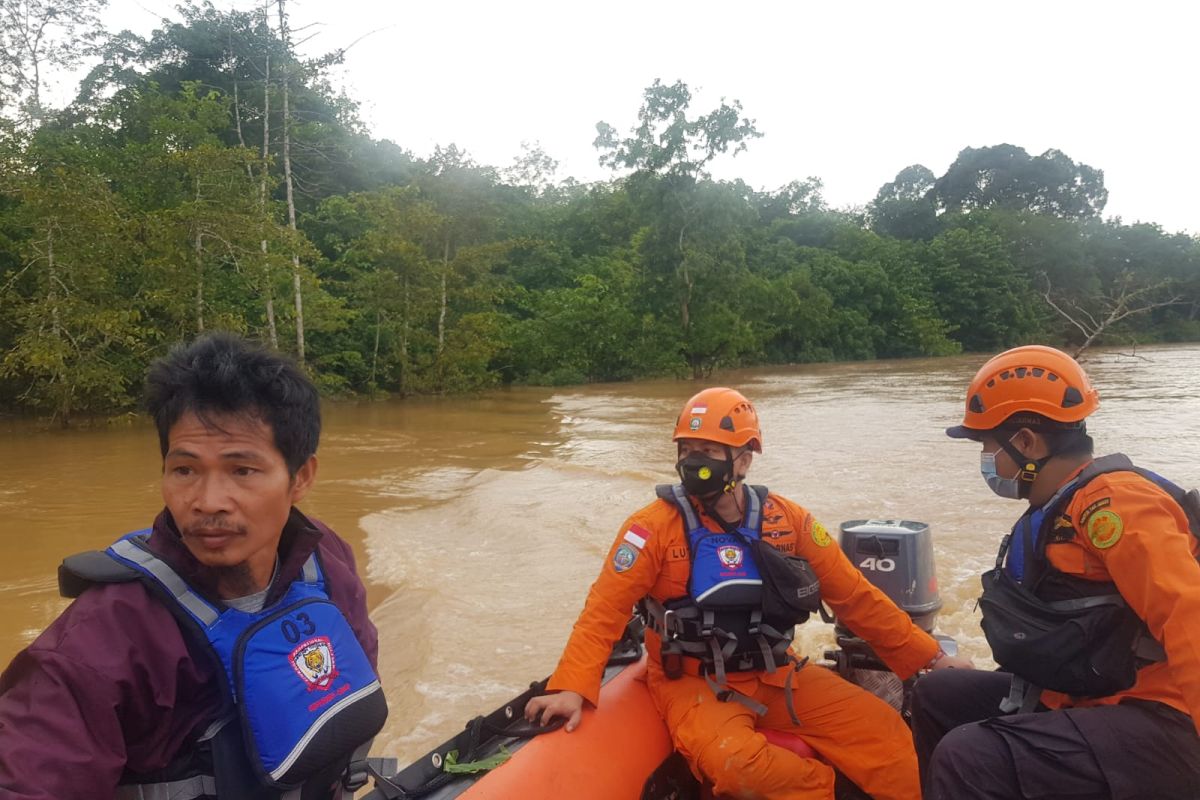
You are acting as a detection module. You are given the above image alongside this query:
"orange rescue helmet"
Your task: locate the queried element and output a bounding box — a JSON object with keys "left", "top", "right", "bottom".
{"left": 947, "top": 345, "right": 1099, "bottom": 440}
{"left": 673, "top": 388, "right": 763, "bottom": 453}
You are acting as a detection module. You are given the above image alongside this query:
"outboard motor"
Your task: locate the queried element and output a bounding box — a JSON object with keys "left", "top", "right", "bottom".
{"left": 823, "top": 519, "right": 955, "bottom": 715}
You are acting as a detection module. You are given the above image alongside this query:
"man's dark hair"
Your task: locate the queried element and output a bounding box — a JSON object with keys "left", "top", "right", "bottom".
{"left": 144, "top": 333, "right": 320, "bottom": 475}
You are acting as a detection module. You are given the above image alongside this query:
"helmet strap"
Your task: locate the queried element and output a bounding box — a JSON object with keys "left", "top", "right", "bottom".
{"left": 723, "top": 445, "right": 741, "bottom": 494}
{"left": 997, "top": 435, "right": 1051, "bottom": 500}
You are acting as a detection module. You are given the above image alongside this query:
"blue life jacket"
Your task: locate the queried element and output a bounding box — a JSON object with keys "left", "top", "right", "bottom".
{"left": 1004, "top": 454, "right": 1200, "bottom": 586}
{"left": 61, "top": 530, "right": 388, "bottom": 799}
{"left": 640, "top": 485, "right": 819, "bottom": 677}
{"left": 672, "top": 483, "right": 767, "bottom": 608}
{"left": 1005, "top": 507, "right": 1045, "bottom": 582}
{"left": 639, "top": 485, "right": 820, "bottom": 725}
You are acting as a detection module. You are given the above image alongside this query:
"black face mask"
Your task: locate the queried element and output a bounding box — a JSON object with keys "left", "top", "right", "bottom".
{"left": 675, "top": 452, "right": 735, "bottom": 498}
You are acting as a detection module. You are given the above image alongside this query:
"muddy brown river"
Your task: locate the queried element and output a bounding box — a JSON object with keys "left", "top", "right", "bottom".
{"left": 3, "top": 345, "right": 1198, "bottom": 762}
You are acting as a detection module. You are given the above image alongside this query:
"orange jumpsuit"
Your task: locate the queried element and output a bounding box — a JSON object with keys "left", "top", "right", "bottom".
{"left": 546, "top": 491, "right": 940, "bottom": 800}
{"left": 1039, "top": 468, "right": 1200, "bottom": 730}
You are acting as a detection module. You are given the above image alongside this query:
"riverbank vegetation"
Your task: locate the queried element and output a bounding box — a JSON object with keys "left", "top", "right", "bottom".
{"left": 2, "top": 3, "right": 1197, "bottom": 422}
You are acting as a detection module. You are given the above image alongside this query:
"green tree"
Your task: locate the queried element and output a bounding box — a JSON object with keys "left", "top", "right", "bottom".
{"left": 933, "top": 144, "right": 1107, "bottom": 220}
{"left": 0, "top": 0, "right": 108, "bottom": 125}
{"left": 0, "top": 166, "right": 143, "bottom": 423}
{"left": 325, "top": 187, "right": 444, "bottom": 393}
{"left": 595, "top": 80, "right": 762, "bottom": 376}
{"left": 926, "top": 226, "right": 1039, "bottom": 351}
{"left": 869, "top": 164, "right": 939, "bottom": 240}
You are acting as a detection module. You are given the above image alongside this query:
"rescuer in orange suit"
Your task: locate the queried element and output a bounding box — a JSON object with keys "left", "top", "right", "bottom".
{"left": 913, "top": 345, "right": 1200, "bottom": 799}
{"left": 526, "top": 387, "right": 970, "bottom": 800}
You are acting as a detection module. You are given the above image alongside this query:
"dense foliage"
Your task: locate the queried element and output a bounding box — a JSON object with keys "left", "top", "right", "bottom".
{"left": 1, "top": 2, "right": 1197, "bottom": 421}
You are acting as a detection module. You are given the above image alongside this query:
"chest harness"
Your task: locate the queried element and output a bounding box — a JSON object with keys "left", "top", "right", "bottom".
{"left": 59, "top": 531, "right": 389, "bottom": 800}
{"left": 978, "top": 454, "right": 1200, "bottom": 713}
{"left": 639, "top": 484, "right": 822, "bottom": 724}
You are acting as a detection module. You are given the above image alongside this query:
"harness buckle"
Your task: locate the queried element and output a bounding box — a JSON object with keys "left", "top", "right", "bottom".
{"left": 342, "top": 761, "right": 370, "bottom": 792}
{"left": 661, "top": 608, "right": 677, "bottom": 640}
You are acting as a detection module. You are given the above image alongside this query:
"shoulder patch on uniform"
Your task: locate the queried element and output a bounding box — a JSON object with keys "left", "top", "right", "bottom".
{"left": 1087, "top": 509, "right": 1123, "bottom": 550}
{"left": 623, "top": 524, "right": 651, "bottom": 550}
{"left": 811, "top": 521, "right": 832, "bottom": 548}
{"left": 612, "top": 543, "right": 639, "bottom": 572}
{"left": 1079, "top": 497, "right": 1111, "bottom": 529}
{"left": 1048, "top": 514, "right": 1076, "bottom": 543}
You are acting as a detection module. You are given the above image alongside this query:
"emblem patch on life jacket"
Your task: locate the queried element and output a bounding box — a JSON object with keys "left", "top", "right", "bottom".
{"left": 811, "top": 521, "right": 832, "bottom": 548}
{"left": 717, "top": 545, "right": 744, "bottom": 569}
{"left": 290, "top": 636, "right": 339, "bottom": 691}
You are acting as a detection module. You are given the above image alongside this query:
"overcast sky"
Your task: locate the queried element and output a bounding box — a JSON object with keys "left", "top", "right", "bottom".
{"left": 95, "top": 0, "right": 1197, "bottom": 234}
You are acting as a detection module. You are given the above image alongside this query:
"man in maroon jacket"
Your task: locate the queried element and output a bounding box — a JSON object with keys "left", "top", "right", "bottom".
{"left": 0, "top": 333, "right": 383, "bottom": 800}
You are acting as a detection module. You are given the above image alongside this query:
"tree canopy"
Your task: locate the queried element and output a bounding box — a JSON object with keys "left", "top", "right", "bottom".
{"left": 1, "top": 4, "right": 1196, "bottom": 422}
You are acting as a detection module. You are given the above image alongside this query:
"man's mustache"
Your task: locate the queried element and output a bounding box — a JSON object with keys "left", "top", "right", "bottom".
{"left": 182, "top": 516, "right": 248, "bottom": 536}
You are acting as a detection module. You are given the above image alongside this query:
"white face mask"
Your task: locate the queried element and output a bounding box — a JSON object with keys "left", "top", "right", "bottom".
{"left": 980, "top": 447, "right": 1023, "bottom": 499}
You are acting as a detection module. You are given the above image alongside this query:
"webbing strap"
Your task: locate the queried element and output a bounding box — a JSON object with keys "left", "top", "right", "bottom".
{"left": 708, "top": 637, "right": 729, "bottom": 686}
{"left": 666, "top": 484, "right": 702, "bottom": 531}
{"left": 116, "top": 775, "right": 216, "bottom": 800}
{"left": 743, "top": 486, "right": 763, "bottom": 532}
{"left": 704, "top": 673, "right": 769, "bottom": 717}
{"left": 1043, "top": 593, "right": 1125, "bottom": 612}
{"left": 783, "top": 657, "right": 808, "bottom": 727}
{"left": 998, "top": 676, "right": 1041, "bottom": 715}
{"left": 1135, "top": 632, "right": 1167, "bottom": 662}
{"left": 301, "top": 553, "right": 319, "bottom": 584}
{"left": 110, "top": 539, "right": 220, "bottom": 627}
{"left": 196, "top": 713, "right": 234, "bottom": 743}
{"left": 338, "top": 738, "right": 377, "bottom": 800}
{"left": 747, "top": 608, "right": 775, "bottom": 675}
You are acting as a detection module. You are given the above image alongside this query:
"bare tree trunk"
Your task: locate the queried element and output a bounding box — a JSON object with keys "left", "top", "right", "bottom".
{"left": 400, "top": 276, "right": 409, "bottom": 395}
{"left": 277, "top": 0, "right": 305, "bottom": 365}
{"left": 44, "top": 223, "right": 69, "bottom": 425}
{"left": 259, "top": 44, "right": 278, "bottom": 349}
{"left": 291, "top": 252, "right": 304, "bottom": 361}
{"left": 230, "top": 41, "right": 252, "bottom": 178}
{"left": 192, "top": 172, "right": 205, "bottom": 332}
{"left": 437, "top": 237, "right": 449, "bottom": 356}
{"left": 264, "top": 259, "right": 278, "bottom": 347}
{"left": 370, "top": 310, "right": 381, "bottom": 388}
{"left": 30, "top": 45, "right": 41, "bottom": 126}
{"left": 195, "top": 228, "right": 205, "bottom": 333}
{"left": 677, "top": 221, "right": 698, "bottom": 376}
{"left": 231, "top": 31, "right": 280, "bottom": 348}
{"left": 1041, "top": 272, "right": 1183, "bottom": 359}
{"left": 46, "top": 224, "right": 59, "bottom": 338}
